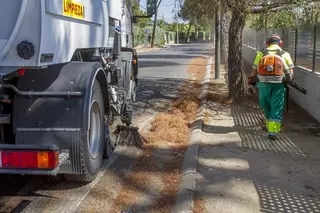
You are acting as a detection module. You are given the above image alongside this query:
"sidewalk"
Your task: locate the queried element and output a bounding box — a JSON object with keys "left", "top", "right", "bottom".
{"left": 194, "top": 67, "right": 320, "bottom": 212}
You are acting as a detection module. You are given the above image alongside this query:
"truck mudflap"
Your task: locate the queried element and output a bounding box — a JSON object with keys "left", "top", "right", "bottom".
{"left": 0, "top": 144, "right": 69, "bottom": 175}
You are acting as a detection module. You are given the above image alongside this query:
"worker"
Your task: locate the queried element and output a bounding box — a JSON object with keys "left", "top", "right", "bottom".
{"left": 248, "top": 34, "right": 294, "bottom": 140}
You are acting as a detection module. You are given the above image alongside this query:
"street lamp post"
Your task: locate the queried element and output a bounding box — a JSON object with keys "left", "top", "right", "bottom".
{"left": 177, "top": 21, "right": 179, "bottom": 44}
{"left": 215, "top": 4, "right": 221, "bottom": 79}
{"left": 172, "top": 9, "right": 179, "bottom": 44}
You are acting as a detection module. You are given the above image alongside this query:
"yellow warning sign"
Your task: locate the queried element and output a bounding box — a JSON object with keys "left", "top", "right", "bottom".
{"left": 63, "top": 0, "right": 85, "bottom": 19}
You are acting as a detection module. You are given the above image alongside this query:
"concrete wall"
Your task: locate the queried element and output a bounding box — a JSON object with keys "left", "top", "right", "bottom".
{"left": 242, "top": 44, "right": 320, "bottom": 122}
{"left": 164, "top": 32, "right": 175, "bottom": 45}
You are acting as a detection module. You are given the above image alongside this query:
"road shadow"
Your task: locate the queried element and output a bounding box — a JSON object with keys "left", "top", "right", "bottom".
{"left": 138, "top": 54, "right": 201, "bottom": 60}
{"left": 134, "top": 77, "right": 194, "bottom": 117}
{"left": 165, "top": 41, "right": 213, "bottom": 49}
{"left": 184, "top": 51, "right": 215, "bottom": 57}
{"left": 138, "top": 60, "right": 181, "bottom": 68}
{"left": 0, "top": 76, "right": 199, "bottom": 212}
{"left": 0, "top": 42, "right": 214, "bottom": 212}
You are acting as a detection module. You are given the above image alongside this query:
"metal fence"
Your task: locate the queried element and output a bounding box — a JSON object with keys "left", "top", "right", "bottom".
{"left": 242, "top": 26, "right": 320, "bottom": 73}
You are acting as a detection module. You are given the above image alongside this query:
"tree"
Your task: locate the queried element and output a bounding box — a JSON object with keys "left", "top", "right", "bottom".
{"left": 179, "top": 0, "right": 217, "bottom": 41}
{"left": 248, "top": 2, "right": 320, "bottom": 29}
{"left": 179, "top": 0, "right": 319, "bottom": 100}
{"left": 131, "top": 0, "right": 152, "bottom": 47}
{"left": 220, "top": 1, "right": 231, "bottom": 67}
{"left": 225, "top": 0, "right": 320, "bottom": 99}
{"left": 179, "top": 2, "right": 195, "bottom": 42}
{"left": 151, "top": 0, "right": 163, "bottom": 47}
{"left": 132, "top": 0, "right": 151, "bottom": 26}
{"left": 224, "top": 0, "right": 252, "bottom": 99}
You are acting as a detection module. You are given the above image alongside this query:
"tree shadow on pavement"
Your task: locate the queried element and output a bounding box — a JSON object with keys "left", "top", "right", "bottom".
{"left": 196, "top": 143, "right": 320, "bottom": 213}
{"left": 198, "top": 94, "right": 320, "bottom": 213}
{"left": 134, "top": 77, "right": 188, "bottom": 117}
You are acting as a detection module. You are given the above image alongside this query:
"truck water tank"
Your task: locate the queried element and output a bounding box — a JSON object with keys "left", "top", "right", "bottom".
{"left": 107, "top": 0, "right": 122, "bottom": 20}
{"left": 0, "top": 1, "right": 25, "bottom": 60}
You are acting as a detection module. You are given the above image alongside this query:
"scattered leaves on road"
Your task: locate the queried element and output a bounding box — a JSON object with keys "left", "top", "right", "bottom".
{"left": 193, "top": 193, "right": 206, "bottom": 213}
{"left": 112, "top": 57, "right": 209, "bottom": 212}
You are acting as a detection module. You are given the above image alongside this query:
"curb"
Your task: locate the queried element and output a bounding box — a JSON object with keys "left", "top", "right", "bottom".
{"left": 173, "top": 57, "right": 213, "bottom": 213}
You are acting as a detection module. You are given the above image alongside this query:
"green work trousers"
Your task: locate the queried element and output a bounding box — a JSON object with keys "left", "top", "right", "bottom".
{"left": 257, "top": 82, "right": 286, "bottom": 136}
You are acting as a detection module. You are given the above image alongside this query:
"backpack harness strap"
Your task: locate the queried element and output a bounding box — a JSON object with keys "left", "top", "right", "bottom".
{"left": 261, "top": 48, "right": 286, "bottom": 57}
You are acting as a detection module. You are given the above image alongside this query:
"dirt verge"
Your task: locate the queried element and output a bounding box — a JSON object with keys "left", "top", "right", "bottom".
{"left": 193, "top": 193, "right": 206, "bottom": 213}
{"left": 143, "top": 58, "right": 207, "bottom": 146}
{"left": 111, "top": 57, "right": 209, "bottom": 213}
{"left": 203, "top": 64, "right": 231, "bottom": 125}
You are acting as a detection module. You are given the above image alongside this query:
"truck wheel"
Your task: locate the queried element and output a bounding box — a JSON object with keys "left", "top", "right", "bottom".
{"left": 65, "top": 80, "right": 105, "bottom": 183}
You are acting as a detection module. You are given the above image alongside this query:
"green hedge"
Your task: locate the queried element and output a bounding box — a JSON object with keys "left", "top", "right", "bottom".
{"left": 133, "top": 26, "right": 166, "bottom": 47}
{"left": 133, "top": 25, "right": 145, "bottom": 47}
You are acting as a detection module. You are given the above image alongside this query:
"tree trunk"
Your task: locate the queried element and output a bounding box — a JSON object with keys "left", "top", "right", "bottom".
{"left": 221, "top": 5, "right": 231, "bottom": 67}
{"left": 212, "top": 20, "right": 215, "bottom": 45}
{"left": 151, "top": 7, "right": 158, "bottom": 47}
{"left": 228, "top": 9, "right": 248, "bottom": 100}
{"left": 195, "top": 21, "right": 199, "bottom": 40}
{"left": 186, "top": 23, "right": 192, "bottom": 43}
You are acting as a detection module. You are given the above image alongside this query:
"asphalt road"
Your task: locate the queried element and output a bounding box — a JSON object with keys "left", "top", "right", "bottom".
{"left": 0, "top": 42, "right": 214, "bottom": 213}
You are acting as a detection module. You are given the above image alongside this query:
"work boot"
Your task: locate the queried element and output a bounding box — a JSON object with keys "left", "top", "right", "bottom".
{"left": 267, "top": 134, "right": 277, "bottom": 140}
{"left": 262, "top": 120, "right": 268, "bottom": 132}
{"left": 262, "top": 125, "right": 268, "bottom": 132}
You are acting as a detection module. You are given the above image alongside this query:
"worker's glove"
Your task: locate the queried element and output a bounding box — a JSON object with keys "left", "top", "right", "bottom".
{"left": 248, "top": 75, "right": 258, "bottom": 86}
{"left": 284, "top": 73, "right": 293, "bottom": 82}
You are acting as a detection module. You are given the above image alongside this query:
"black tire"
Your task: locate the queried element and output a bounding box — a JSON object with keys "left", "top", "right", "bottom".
{"left": 65, "top": 80, "right": 105, "bottom": 183}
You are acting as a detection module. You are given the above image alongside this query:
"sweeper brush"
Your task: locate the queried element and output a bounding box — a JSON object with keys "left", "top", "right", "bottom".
{"left": 114, "top": 125, "right": 148, "bottom": 148}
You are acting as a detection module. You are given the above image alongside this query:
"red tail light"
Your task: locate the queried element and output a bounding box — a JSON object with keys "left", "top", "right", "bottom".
{"left": 0, "top": 150, "right": 59, "bottom": 170}
{"left": 18, "top": 68, "right": 25, "bottom": 76}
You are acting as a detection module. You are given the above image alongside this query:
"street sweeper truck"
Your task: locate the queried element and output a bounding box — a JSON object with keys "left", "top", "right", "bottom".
{"left": 0, "top": 0, "right": 155, "bottom": 183}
